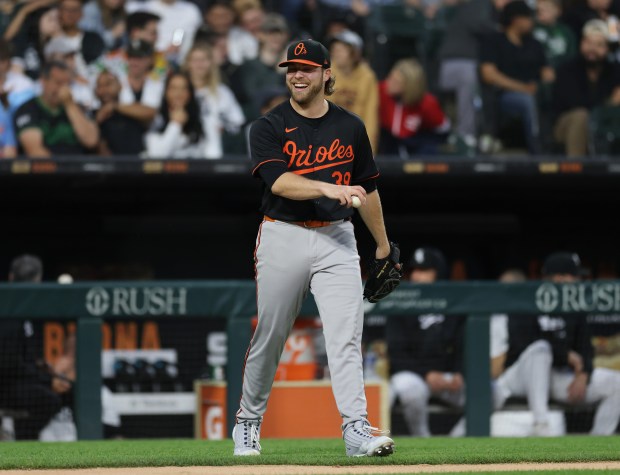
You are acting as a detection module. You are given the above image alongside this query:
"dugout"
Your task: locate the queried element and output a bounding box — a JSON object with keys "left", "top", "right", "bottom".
{"left": 1, "top": 280, "right": 619, "bottom": 440}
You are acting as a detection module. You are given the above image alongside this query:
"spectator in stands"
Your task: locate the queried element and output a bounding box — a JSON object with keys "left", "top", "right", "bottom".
{"left": 387, "top": 247, "right": 466, "bottom": 437}
{"left": 44, "top": 37, "right": 96, "bottom": 111}
{"left": 0, "top": 255, "right": 63, "bottom": 440}
{"left": 235, "top": 13, "right": 289, "bottom": 120}
{"left": 144, "top": 72, "right": 208, "bottom": 158}
{"left": 0, "top": 30, "right": 34, "bottom": 157}
{"left": 94, "top": 69, "right": 146, "bottom": 155}
{"left": 202, "top": 0, "right": 258, "bottom": 66}
{"left": 56, "top": 0, "right": 106, "bottom": 68}
{"left": 437, "top": 0, "right": 506, "bottom": 147}
{"left": 480, "top": 0, "right": 554, "bottom": 154}
{"left": 184, "top": 42, "right": 245, "bottom": 159}
{"left": 96, "top": 12, "right": 169, "bottom": 82}
{"left": 14, "top": 61, "right": 99, "bottom": 157}
{"left": 126, "top": 0, "right": 202, "bottom": 63}
{"left": 80, "top": 0, "right": 126, "bottom": 51}
{"left": 495, "top": 252, "right": 620, "bottom": 436}
{"left": 116, "top": 39, "right": 164, "bottom": 126}
{"left": 379, "top": 59, "right": 450, "bottom": 157}
{"left": 552, "top": 19, "right": 620, "bottom": 157}
{"left": 0, "top": 39, "right": 36, "bottom": 110}
{"left": 533, "top": 0, "right": 577, "bottom": 67}
{"left": 298, "top": 0, "right": 369, "bottom": 40}
{"left": 562, "top": 0, "right": 620, "bottom": 41}
{"left": 5, "top": 3, "right": 61, "bottom": 80}
{"left": 237, "top": 1, "right": 266, "bottom": 40}
{"left": 328, "top": 30, "right": 379, "bottom": 152}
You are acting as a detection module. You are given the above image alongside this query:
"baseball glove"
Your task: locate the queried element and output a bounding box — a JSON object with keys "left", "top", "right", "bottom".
{"left": 363, "top": 242, "right": 403, "bottom": 303}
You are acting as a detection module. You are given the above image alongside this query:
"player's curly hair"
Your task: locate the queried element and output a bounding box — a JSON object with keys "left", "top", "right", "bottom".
{"left": 324, "top": 76, "right": 335, "bottom": 96}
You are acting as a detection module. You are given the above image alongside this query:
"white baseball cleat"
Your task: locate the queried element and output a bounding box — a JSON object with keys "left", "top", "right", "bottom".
{"left": 232, "top": 419, "right": 262, "bottom": 456}
{"left": 343, "top": 419, "right": 395, "bottom": 457}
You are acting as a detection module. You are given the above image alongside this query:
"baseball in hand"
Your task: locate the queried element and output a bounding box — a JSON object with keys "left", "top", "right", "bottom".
{"left": 351, "top": 196, "right": 362, "bottom": 208}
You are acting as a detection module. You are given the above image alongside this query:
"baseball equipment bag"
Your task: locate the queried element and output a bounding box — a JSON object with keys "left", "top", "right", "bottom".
{"left": 363, "top": 242, "right": 403, "bottom": 303}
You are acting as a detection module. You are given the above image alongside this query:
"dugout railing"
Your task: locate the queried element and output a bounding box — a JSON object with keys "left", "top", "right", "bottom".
{"left": 0, "top": 280, "right": 614, "bottom": 439}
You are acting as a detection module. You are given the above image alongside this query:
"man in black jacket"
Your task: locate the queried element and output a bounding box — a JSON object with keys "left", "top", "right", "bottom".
{"left": 0, "top": 255, "right": 62, "bottom": 440}
{"left": 553, "top": 19, "right": 620, "bottom": 156}
{"left": 387, "top": 247, "right": 466, "bottom": 436}
{"left": 495, "top": 252, "right": 620, "bottom": 435}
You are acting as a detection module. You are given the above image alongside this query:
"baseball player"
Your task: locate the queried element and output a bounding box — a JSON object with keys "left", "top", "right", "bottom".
{"left": 387, "top": 247, "right": 467, "bottom": 437}
{"left": 234, "top": 39, "right": 398, "bottom": 457}
{"left": 495, "top": 253, "right": 620, "bottom": 435}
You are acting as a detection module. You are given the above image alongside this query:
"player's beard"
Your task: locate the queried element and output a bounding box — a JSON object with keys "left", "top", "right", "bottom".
{"left": 288, "top": 79, "right": 323, "bottom": 106}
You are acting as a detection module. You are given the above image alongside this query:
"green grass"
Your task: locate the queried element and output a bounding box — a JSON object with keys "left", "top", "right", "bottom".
{"left": 0, "top": 436, "right": 618, "bottom": 470}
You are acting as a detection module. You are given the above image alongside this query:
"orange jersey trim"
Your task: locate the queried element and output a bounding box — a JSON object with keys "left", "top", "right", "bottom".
{"left": 355, "top": 172, "right": 380, "bottom": 182}
{"left": 252, "top": 159, "right": 288, "bottom": 175}
{"left": 291, "top": 157, "right": 355, "bottom": 175}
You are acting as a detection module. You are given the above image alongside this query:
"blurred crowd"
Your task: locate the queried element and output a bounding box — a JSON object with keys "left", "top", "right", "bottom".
{"left": 0, "top": 0, "right": 618, "bottom": 159}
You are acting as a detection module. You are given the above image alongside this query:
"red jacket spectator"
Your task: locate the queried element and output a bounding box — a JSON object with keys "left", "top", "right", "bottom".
{"left": 379, "top": 82, "right": 447, "bottom": 139}
{"left": 378, "top": 59, "right": 449, "bottom": 157}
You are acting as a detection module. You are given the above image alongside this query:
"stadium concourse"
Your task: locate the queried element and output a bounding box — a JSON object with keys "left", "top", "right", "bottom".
{"left": 2, "top": 462, "right": 620, "bottom": 474}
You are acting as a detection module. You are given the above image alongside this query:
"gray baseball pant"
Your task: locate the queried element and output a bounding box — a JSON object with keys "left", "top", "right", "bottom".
{"left": 236, "top": 219, "right": 368, "bottom": 428}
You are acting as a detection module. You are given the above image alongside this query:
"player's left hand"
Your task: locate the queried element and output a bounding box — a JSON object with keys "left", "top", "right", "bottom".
{"left": 567, "top": 372, "right": 588, "bottom": 403}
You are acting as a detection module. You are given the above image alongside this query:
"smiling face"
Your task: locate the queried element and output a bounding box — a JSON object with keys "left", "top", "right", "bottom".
{"left": 286, "top": 63, "right": 329, "bottom": 106}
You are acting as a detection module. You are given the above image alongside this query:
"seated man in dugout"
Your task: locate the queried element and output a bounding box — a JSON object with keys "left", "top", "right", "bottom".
{"left": 0, "top": 255, "right": 64, "bottom": 440}
{"left": 552, "top": 19, "right": 620, "bottom": 157}
{"left": 387, "top": 247, "right": 467, "bottom": 437}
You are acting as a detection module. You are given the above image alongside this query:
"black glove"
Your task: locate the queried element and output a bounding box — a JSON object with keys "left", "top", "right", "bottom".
{"left": 363, "top": 242, "right": 403, "bottom": 303}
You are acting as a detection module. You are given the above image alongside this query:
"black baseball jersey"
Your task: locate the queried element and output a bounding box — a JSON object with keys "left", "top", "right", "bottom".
{"left": 506, "top": 313, "right": 594, "bottom": 378}
{"left": 386, "top": 313, "right": 466, "bottom": 378}
{"left": 249, "top": 100, "right": 379, "bottom": 221}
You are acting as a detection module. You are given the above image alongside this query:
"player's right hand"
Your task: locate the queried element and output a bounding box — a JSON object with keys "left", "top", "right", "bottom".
{"left": 325, "top": 184, "right": 367, "bottom": 208}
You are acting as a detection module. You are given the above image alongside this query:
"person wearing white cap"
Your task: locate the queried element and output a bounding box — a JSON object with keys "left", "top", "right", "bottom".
{"left": 328, "top": 30, "right": 379, "bottom": 152}
{"left": 552, "top": 19, "right": 620, "bottom": 156}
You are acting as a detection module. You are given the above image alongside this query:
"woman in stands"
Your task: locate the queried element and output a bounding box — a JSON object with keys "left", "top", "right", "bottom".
{"left": 183, "top": 42, "right": 245, "bottom": 159}
{"left": 379, "top": 59, "right": 450, "bottom": 157}
{"left": 144, "top": 72, "right": 208, "bottom": 159}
